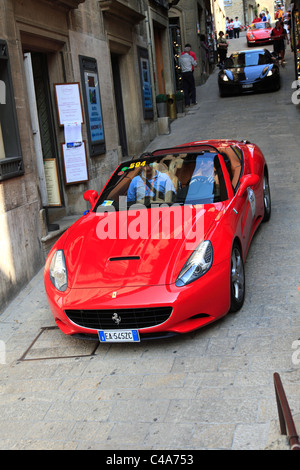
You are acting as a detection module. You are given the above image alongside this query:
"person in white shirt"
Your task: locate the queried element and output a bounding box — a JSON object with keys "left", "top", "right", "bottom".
{"left": 233, "top": 17, "right": 241, "bottom": 38}
{"left": 179, "top": 47, "right": 197, "bottom": 107}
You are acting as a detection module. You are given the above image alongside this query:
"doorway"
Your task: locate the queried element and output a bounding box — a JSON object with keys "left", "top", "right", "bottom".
{"left": 111, "top": 53, "right": 128, "bottom": 157}
{"left": 24, "top": 51, "right": 63, "bottom": 216}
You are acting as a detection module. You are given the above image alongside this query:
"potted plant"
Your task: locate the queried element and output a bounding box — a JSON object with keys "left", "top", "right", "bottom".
{"left": 175, "top": 91, "right": 184, "bottom": 114}
{"left": 156, "top": 94, "right": 167, "bottom": 117}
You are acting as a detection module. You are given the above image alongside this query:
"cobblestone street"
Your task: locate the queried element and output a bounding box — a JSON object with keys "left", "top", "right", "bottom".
{"left": 0, "top": 35, "right": 300, "bottom": 450}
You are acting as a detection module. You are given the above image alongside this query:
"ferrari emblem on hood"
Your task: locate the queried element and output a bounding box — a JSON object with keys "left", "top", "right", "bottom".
{"left": 112, "top": 313, "right": 121, "bottom": 325}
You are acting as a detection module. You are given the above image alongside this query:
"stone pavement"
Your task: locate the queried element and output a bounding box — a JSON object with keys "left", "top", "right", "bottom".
{"left": 0, "top": 36, "right": 300, "bottom": 451}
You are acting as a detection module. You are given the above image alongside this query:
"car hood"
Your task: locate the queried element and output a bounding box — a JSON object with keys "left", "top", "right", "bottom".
{"left": 225, "top": 65, "right": 271, "bottom": 82}
{"left": 248, "top": 29, "right": 271, "bottom": 38}
{"left": 62, "top": 204, "right": 225, "bottom": 288}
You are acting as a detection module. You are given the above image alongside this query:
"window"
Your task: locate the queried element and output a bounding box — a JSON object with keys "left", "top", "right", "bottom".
{"left": 0, "top": 40, "right": 23, "bottom": 181}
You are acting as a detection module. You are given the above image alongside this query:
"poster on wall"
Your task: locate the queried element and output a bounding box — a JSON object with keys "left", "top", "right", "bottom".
{"left": 62, "top": 141, "right": 89, "bottom": 185}
{"left": 79, "top": 55, "right": 106, "bottom": 157}
{"left": 54, "top": 83, "right": 84, "bottom": 127}
{"left": 84, "top": 71, "right": 104, "bottom": 143}
{"left": 43, "top": 159, "right": 62, "bottom": 206}
{"left": 138, "top": 47, "right": 154, "bottom": 120}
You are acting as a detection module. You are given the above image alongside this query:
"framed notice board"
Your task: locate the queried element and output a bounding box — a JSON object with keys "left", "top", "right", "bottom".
{"left": 54, "top": 82, "right": 84, "bottom": 127}
{"left": 138, "top": 47, "right": 154, "bottom": 120}
{"left": 62, "top": 141, "right": 89, "bottom": 185}
{"left": 43, "top": 159, "right": 62, "bottom": 206}
{"left": 79, "top": 55, "right": 106, "bottom": 157}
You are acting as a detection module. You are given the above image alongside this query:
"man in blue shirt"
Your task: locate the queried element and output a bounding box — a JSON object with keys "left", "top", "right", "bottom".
{"left": 127, "top": 164, "right": 176, "bottom": 204}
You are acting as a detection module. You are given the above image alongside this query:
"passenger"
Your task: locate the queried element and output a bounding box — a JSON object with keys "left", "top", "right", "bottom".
{"left": 127, "top": 163, "right": 176, "bottom": 204}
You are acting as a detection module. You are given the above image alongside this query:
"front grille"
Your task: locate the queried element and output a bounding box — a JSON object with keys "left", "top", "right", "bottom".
{"left": 65, "top": 307, "right": 173, "bottom": 330}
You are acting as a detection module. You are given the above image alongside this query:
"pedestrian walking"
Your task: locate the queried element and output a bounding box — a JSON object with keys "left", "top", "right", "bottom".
{"left": 180, "top": 43, "right": 197, "bottom": 70}
{"left": 271, "top": 20, "right": 289, "bottom": 64}
{"left": 217, "top": 31, "right": 228, "bottom": 65}
{"left": 233, "top": 17, "right": 241, "bottom": 38}
{"left": 179, "top": 47, "right": 197, "bottom": 107}
{"left": 228, "top": 19, "right": 234, "bottom": 39}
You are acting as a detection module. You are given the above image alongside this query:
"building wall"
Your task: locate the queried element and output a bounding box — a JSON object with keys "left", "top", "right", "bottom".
{"left": 224, "top": 1, "right": 245, "bottom": 25}
{"left": 0, "top": 0, "right": 227, "bottom": 313}
{"left": 0, "top": 0, "right": 169, "bottom": 313}
{"left": 169, "top": 0, "right": 215, "bottom": 86}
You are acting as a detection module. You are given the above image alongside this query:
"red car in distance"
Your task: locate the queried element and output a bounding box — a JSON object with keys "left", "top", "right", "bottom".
{"left": 247, "top": 22, "right": 273, "bottom": 46}
{"left": 44, "top": 140, "right": 271, "bottom": 343}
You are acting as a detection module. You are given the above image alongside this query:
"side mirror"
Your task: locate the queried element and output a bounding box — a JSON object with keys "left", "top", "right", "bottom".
{"left": 83, "top": 189, "right": 98, "bottom": 207}
{"left": 237, "top": 174, "right": 259, "bottom": 197}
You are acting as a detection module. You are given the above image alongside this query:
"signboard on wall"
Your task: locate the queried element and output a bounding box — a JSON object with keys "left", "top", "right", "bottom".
{"left": 79, "top": 55, "right": 106, "bottom": 157}
{"left": 43, "top": 159, "right": 62, "bottom": 206}
{"left": 138, "top": 47, "right": 154, "bottom": 120}
{"left": 54, "top": 82, "right": 84, "bottom": 127}
{"left": 62, "top": 141, "right": 89, "bottom": 185}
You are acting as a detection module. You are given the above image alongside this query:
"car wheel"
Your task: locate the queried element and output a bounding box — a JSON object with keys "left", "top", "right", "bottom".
{"left": 230, "top": 242, "right": 245, "bottom": 312}
{"left": 262, "top": 171, "right": 271, "bottom": 222}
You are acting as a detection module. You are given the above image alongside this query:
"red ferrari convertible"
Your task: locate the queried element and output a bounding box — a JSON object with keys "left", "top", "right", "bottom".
{"left": 247, "top": 22, "right": 273, "bottom": 46}
{"left": 44, "top": 140, "right": 271, "bottom": 342}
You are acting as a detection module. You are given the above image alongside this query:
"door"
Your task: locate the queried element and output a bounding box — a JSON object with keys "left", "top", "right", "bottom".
{"left": 154, "top": 27, "right": 165, "bottom": 94}
{"left": 24, "top": 52, "right": 48, "bottom": 205}
{"left": 111, "top": 54, "right": 128, "bottom": 157}
{"left": 24, "top": 52, "right": 63, "bottom": 208}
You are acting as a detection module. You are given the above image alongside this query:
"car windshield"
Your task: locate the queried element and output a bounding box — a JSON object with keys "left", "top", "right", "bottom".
{"left": 230, "top": 50, "right": 272, "bottom": 67}
{"left": 250, "top": 22, "right": 271, "bottom": 29}
{"left": 93, "top": 149, "right": 228, "bottom": 212}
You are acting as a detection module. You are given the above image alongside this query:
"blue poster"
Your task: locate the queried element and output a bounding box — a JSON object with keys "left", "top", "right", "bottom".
{"left": 141, "top": 58, "right": 153, "bottom": 110}
{"left": 84, "top": 71, "right": 104, "bottom": 143}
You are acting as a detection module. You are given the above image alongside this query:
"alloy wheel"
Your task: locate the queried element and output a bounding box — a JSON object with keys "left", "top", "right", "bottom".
{"left": 230, "top": 243, "right": 245, "bottom": 312}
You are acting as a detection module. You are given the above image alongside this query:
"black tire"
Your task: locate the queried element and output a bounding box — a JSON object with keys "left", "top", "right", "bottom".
{"left": 219, "top": 90, "right": 228, "bottom": 98}
{"left": 262, "top": 171, "right": 271, "bottom": 222}
{"left": 230, "top": 242, "right": 245, "bottom": 312}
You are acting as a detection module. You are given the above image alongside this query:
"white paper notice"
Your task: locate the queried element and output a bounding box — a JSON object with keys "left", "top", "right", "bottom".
{"left": 55, "top": 83, "right": 83, "bottom": 125}
{"left": 63, "top": 143, "right": 88, "bottom": 184}
{"left": 64, "top": 122, "right": 82, "bottom": 147}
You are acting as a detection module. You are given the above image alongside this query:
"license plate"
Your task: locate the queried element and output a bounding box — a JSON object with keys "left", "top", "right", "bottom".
{"left": 98, "top": 329, "right": 140, "bottom": 343}
{"left": 242, "top": 84, "right": 253, "bottom": 89}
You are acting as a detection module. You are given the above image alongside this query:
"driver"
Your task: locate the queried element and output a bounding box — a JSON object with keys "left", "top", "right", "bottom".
{"left": 127, "top": 162, "right": 176, "bottom": 204}
{"left": 191, "top": 157, "right": 215, "bottom": 182}
{"left": 184, "top": 156, "right": 216, "bottom": 202}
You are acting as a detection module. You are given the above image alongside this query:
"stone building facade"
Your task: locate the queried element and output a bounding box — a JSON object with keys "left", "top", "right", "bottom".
{"left": 224, "top": 0, "right": 275, "bottom": 26}
{"left": 0, "top": 0, "right": 225, "bottom": 312}
{"left": 169, "top": 0, "right": 226, "bottom": 85}
{"left": 0, "top": 0, "right": 174, "bottom": 311}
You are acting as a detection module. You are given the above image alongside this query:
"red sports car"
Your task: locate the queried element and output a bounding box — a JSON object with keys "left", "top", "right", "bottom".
{"left": 44, "top": 140, "right": 271, "bottom": 342}
{"left": 247, "top": 22, "right": 273, "bottom": 46}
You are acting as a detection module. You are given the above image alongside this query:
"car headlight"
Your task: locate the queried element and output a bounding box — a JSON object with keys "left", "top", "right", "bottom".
{"left": 267, "top": 68, "right": 274, "bottom": 76}
{"left": 49, "top": 250, "right": 68, "bottom": 291}
{"left": 176, "top": 240, "right": 213, "bottom": 287}
{"left": 249, "top": 33, "right": 255, "bottom": 40}
{"left": 221, "top": 73, "right": 229, "bottom": 82}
